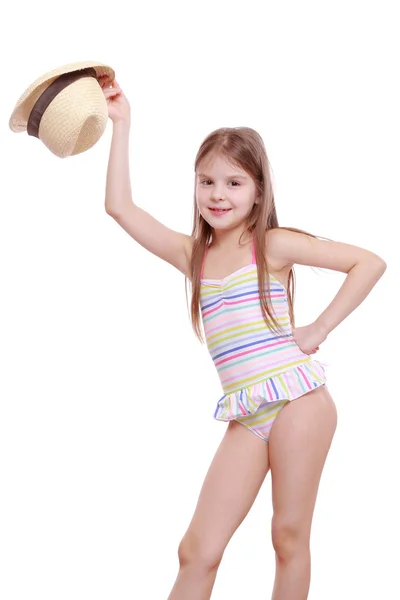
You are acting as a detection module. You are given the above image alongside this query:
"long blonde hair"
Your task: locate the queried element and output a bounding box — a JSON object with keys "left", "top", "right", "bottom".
{"left": 187, "top": 127, "right": 313, "bottom": 342}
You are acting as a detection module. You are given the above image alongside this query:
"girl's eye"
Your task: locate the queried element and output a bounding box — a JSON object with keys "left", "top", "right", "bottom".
{"left": 200, "top": 180, "right": 240, "bottom": 186}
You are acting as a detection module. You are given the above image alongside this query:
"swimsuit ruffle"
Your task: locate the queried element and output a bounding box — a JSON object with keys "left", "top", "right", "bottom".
{"left": 214, "top": 359, "right": 327, "bottom": 421}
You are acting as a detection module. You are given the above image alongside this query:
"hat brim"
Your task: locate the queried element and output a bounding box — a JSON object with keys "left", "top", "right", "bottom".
{"left": 9, "top": 60, "right": 115, "bottom": 132}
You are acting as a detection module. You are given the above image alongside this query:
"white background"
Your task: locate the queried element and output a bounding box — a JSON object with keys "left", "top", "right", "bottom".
{"left": 1, "top": 1, "right": 398, "bottom": 599}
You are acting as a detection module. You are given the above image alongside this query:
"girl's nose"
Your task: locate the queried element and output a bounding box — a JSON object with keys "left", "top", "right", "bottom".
{"left": 211, "top": 187, "right": 225, "bottom": 201}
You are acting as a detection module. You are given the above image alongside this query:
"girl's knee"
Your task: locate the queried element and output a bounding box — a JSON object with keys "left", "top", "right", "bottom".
{"left": 271, "top": 515, "right": 309, "bottom": 561}
{"left": 178, "top": 531, "right": 224, "bottom": 572}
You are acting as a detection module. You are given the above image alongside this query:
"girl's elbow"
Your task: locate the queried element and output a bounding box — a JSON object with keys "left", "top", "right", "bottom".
{"left": 371, "top": 254, "right": 387, "bottom": 276}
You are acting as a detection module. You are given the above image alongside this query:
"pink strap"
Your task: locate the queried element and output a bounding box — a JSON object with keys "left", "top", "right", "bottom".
{"left": 200, "top": 246, "right": 209, "bottom": 279}
{"left": 251, "top": 237, "right": 257, "bottom": 264}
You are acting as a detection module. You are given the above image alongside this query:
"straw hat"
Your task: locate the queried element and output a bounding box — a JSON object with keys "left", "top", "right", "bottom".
{"left": 9, "top": 60, "right": 115, "bottom": 158}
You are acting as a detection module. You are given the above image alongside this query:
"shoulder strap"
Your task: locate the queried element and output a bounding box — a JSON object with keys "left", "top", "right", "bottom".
{"left": 251, "top": 237, "right": 257, "bottom": 265}
{"left": 200, "top": 246, "right": 210, "bottom": 279}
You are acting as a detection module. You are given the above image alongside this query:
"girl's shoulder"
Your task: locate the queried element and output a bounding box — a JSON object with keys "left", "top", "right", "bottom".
{"left": 264, "top": 227, "right": 296, "bottom": 271}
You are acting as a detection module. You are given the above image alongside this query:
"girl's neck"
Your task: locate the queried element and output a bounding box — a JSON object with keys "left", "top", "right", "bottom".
{"left": 210, "top": 227, "right": 252, "bottom": 251}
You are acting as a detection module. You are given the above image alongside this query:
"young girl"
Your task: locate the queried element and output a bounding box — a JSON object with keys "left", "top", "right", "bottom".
{"left": 101, "top": 77, "right": 386, "bottom": 600}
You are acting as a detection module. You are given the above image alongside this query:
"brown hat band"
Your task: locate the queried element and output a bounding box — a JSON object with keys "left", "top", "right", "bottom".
{"left": 27, "top": 67, "right": 98, "bottom": 138}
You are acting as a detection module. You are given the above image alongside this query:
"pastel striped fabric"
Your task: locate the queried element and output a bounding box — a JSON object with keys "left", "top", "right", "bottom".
{"left": 234, "top": 399, "right": 290, "bottom": 441}
{"left": 200, "top": 246, "right": 327, "bottom": 422}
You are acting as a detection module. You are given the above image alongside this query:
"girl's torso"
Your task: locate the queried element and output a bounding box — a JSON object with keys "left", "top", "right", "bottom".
{"left": 200, "top": 238, "right": 312, "bottom": 395}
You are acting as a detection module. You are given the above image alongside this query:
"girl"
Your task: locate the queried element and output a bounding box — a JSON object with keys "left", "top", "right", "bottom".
{"left": 101, "top": 77, "right": 386, "bottom": 600}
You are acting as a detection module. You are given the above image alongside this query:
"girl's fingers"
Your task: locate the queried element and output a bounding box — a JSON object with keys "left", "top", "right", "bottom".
{"left": 98, "top": 76, "right": 120, "bottom": 91}
{"left": 103, "top": 87, "right": 122, "bottom": 97}
{"left": 98, "top": 75, "right": 110, "bottom": 89}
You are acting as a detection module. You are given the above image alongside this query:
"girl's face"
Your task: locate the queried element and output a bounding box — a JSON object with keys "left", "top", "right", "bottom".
{"left": 196, "top": 153, "right": 259, "bottom": 231}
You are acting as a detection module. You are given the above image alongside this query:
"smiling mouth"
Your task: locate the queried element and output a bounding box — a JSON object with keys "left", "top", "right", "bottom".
{"left": 209, "top": 208, "right": 232, "bottom": 214}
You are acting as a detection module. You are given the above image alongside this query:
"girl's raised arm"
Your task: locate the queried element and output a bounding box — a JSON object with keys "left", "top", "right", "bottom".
{"left": 103, "top": 80, "right": 193, "bottom": 278}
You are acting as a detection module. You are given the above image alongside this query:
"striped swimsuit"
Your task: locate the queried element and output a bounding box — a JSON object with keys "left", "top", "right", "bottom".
{"left": 200, "top": 239, "right": 327, "bottom": 442}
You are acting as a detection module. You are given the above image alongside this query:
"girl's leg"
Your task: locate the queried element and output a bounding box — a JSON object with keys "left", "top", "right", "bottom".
{"left": 268, "top": 386, "right": 337, "bottom": 600}
{"left": 167, "top": 419, "right": 270, "bottom": 600}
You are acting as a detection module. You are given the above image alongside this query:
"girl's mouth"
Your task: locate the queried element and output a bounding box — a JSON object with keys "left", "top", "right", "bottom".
{"left": 209, "top": 208, "right": 232, "bottom": 215}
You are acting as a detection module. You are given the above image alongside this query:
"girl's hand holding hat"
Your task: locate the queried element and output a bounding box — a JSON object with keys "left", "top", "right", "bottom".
{"left": 100, "top": 77, "right": 130, "bottom": 125}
